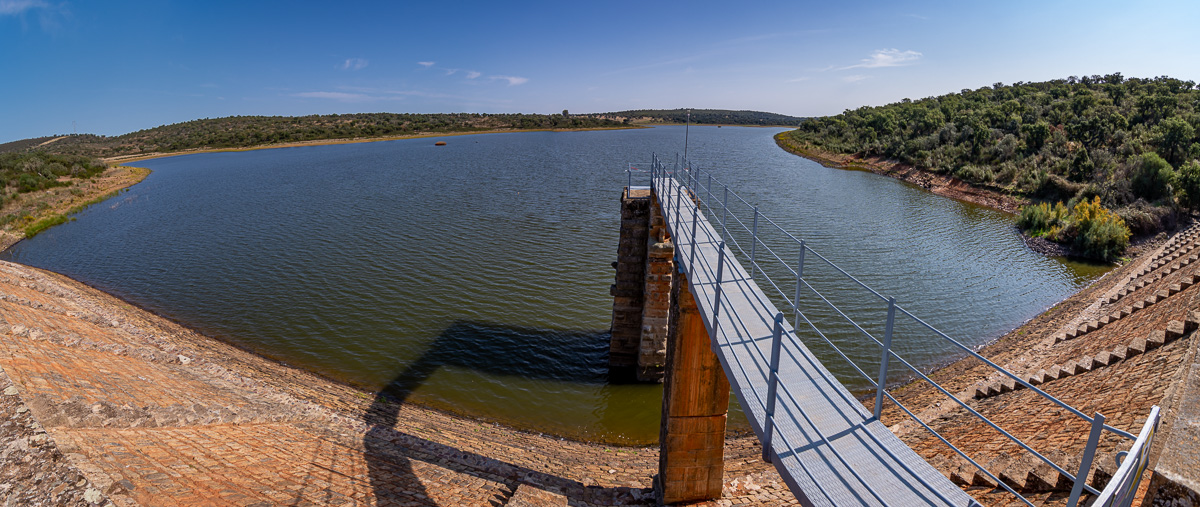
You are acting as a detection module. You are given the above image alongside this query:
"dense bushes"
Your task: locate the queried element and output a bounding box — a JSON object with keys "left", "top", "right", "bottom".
{"left": 1069, "top": 197, "right": 1131, "bottom": 261}
{"left": 1018, "top": 197, "right": 1130, "bottom": 261}
{"left": 779, "top": 74, "right": 1200, "bottom": 259}
{"left": 1, "top": 152, "right": 107, "bottom": 197}
{"left": 1017, "top": 201, "right": 1069, "bottom": 237}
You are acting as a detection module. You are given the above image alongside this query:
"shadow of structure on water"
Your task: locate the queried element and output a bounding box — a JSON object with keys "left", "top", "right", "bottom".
{"left": 362, "top": 320, "right": 653, "bottom": 506}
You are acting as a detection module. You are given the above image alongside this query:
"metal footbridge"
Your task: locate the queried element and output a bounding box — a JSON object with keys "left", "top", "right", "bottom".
{"left": 636, "top": 154, "right": 1160, "bottom": 507}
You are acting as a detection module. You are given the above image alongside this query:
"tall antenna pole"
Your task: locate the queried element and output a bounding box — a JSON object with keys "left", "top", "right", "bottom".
{"left": 683, "top": 108, "right": 691, "bottom": 166}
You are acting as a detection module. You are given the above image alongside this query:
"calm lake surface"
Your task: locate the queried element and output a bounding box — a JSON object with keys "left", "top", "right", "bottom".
{"left": 1, "top": 126, "right": 1109, "bottom": 444}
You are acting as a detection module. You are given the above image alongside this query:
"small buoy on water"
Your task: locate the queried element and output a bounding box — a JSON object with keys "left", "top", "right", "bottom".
{"left": 435, "top": 141, "right": 447, "bottom": 146}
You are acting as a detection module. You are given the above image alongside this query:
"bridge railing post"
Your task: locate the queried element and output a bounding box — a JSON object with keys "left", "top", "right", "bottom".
{"left": 706, "top": 174, "right": 712, "bottom": 211}
{"left": 762, "top": 312, "right": 784, "bottom": 462}
{"left": 873, "top": 297, "right": 897, "bottom": 420}
{"left": 720, "top": 186, "right": 729, "bottom": 241}
{"left": 688, "top": 191, "right": 700, "bottom": 274}
{"left": 749, "top": 207, "right": 759, "bottom": 278}
{"left": 793, "top": 241, "right": 805, "bottom": 322}
{"left": 1067, "top": 412, "right": 1106, "bottom": 507}
{"left": 673, "top": 170, "right": 682, "bottom": 240}
{"left": 712, "top": 241, "right": 727, "bottom": 335}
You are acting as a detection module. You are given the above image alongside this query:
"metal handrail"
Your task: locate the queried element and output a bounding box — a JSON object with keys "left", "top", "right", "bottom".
{"left": 628, "top": 152, "right": 1142, "bottom": 506}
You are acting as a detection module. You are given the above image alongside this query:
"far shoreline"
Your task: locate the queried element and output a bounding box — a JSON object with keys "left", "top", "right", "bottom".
{"left": 102, "top": 125, "right": 648, "bottom": 165}
{"left": 772, "top": 132, "right": 1025, "bottom": 214}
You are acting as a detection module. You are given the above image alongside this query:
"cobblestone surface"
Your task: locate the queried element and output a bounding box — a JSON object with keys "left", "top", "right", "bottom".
{"left": 0, "top": 260, "right": 795, "bottom": 506}
{"left": 1, "top": 365, "right": 111, "bottom": 506}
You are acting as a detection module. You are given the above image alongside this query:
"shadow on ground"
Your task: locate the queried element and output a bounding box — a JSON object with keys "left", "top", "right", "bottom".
{"left": 362, "top": 320, "right": 655, "bottom": 506}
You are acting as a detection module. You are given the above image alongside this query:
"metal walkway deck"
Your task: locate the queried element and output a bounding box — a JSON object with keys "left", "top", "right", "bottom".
{"left": 654, "top": 175, "right": 979, "bottom": 507}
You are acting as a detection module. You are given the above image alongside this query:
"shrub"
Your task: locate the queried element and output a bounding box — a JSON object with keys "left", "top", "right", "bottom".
{"left": 1174, "top": 160, "right": 1200, "bottom": 210}
{"left": 1069, "top": 197, "right": 1130, "bottom": 261}
{"left": 1131, "top": 152, "right": 1175, "bottom": 202}
{"left": 1019, "top": 197, "right": 1131, "bottom": 261}
{"left": 1017, "top": 201, "right": 1068, "bottom": 237}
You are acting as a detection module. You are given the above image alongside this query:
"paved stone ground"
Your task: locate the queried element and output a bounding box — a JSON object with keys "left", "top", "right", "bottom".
{"left": 0, "top": 260, "right": 797, "bottom": 506}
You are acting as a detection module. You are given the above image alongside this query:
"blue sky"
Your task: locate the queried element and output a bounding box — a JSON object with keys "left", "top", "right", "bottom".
{"left": 2, "top": 0, "right": 1198, "bottom": 143}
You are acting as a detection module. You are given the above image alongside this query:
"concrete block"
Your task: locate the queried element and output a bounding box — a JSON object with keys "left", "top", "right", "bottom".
{"left": 1169, "top": 283, "right": 1183, "bottom": 296}
{"left": 970, "top": 464, "right": 999, "bottom": 488}
{"left": 985, "top": 382, "right": 1001, "bottom": 397}
{"left": 1128, "top": 337, "right": 1147, "bottom": 356}
{"left": 1157, "top": 290, "right": 1170, "bottom": 301}
{"left": 1146, "top": 330, "right": 1166, "bottom": 350}
{"left": 1133, "top": 300, "right": 1145, "bottom": 310}
{"left": 1099, "top": 315, "right": 1112, "bottom": 326}
{"left": 1079, "top": 355, "right": 1100, "bottom": 370}
{"left": 999, "top": 377, "right": 1016, "bottom": 393}
{"left": 1061, "top": 361, "right": 1085, "bottom": 376}
{"left": 1109, "top": 345, "right": 1127, "bottom": 362}
{"left": 1093, "top": 350, "right": 1115, "bottom": 366}
{"left": 1043, "top": 365, "right": 1064, "bottom": 381}
{"left": 1025, "top": 371, "right": 1045, "bottom": 386}
{"left": 949, "top": 462, "right": 975, "bottom": 486}
{"left": 1166, "top": 320, "right": 1186, "bottom": 341}
{"left": 1185, "top": 311, "right": 1200, "bottom": 333}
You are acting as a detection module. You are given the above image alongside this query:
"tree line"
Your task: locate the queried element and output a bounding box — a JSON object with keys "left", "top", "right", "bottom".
{"left": 581, "top": 109, "right": 805, "bottom": 126}
{"left": 777, "top": 74, "right": 1200, "bottom": 261}
{"left": 6, "top": 113, "right": 627, "bottom": 159}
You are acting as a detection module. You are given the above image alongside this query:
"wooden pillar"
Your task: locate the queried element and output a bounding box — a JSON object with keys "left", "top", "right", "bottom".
{"left": 658, "top": 269, "right": 729, "bottom": 504}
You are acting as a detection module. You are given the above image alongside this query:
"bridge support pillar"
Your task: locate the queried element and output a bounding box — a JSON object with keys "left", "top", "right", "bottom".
{"left": 639, "top": 194, "right": 673, "bottom": 381}
{"left": 657, "top": 270, "right": 729, "bottom": 504}
{"left": 610, "top": 187, "right": 672, "bottom": 382}
{"left": 609, "top": 187, "right": 652, "bottom": 377}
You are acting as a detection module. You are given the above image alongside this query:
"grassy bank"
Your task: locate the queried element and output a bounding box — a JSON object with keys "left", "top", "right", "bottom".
{"left": 0, "top": 165, "right": 150, "bottom": 251}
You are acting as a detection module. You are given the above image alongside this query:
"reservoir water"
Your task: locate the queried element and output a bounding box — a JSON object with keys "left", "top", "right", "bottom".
{"left": 1, "top": 126, "right": 1109, "bottom": 444}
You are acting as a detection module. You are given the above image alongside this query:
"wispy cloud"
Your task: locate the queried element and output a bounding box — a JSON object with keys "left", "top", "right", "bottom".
{"left": 840, "top": 49, "right": 922, "bottom": 70}
{"left": 339, "top": 58, "right": 368, "bottom": 71}
{"left": 843, "top": 75, "right": 870, "bottom": 83}
{"left": 490, "top": 75, "right": 528, "bottom": 86}
{"left": 466, "top": 71, "right": 481, "bottom": 79}
{"left": 904, "top": 13, "right": 929, "bottom": 20}
{"left": 0, "top": 0, "right": 46, "bottom": 15}
{"left": 417, "top": 61, "right": 435, "bottom": 68}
